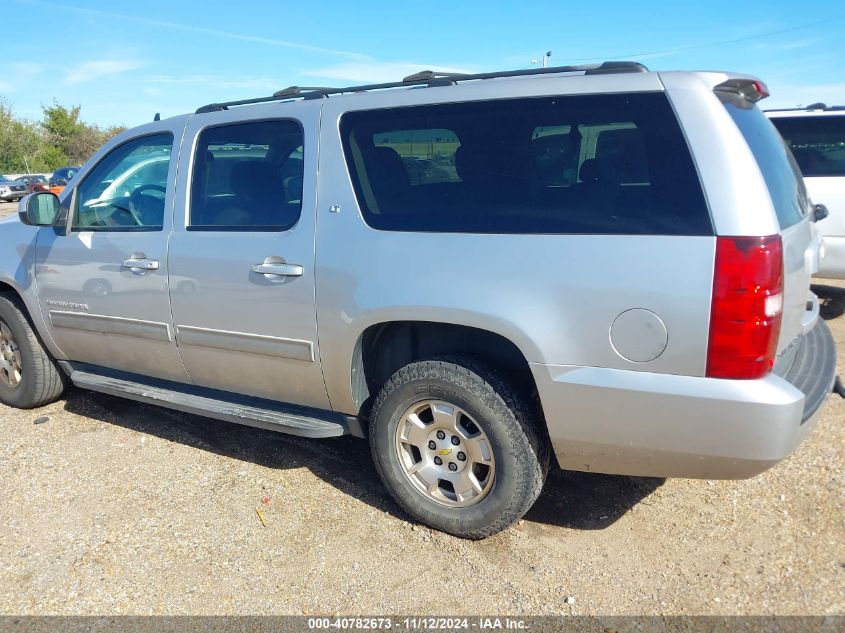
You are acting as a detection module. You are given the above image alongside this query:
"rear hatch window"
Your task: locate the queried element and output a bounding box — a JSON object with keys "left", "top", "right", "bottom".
{"left": 769, "top": 115, "right": 845, "bottom": 177}
{"left": 721, "top": 97, "right": 809, "bottom": 229}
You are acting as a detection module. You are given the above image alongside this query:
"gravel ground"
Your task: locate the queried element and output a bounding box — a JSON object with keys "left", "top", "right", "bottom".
{"left": 0, "top": 201, "right": 843, "bottom": 615}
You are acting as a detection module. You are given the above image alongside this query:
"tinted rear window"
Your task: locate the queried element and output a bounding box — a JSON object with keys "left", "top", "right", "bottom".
{"left": 340, "top": 92, "right": 712, "bottom": 235}
{"left": 769, "top": 115, "right": 845, "bottom": 177}
{"left": 722, "top": 98, "right": 808, "bottom": 229}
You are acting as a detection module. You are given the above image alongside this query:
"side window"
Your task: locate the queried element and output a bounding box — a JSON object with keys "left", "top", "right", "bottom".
{"left": 189, "top": 120, "right": 303, "bottom": 231}
{"left": 374, "top": 129, "right": 461, "bottom": 185}
{"left": 73, "top": 134, "right": 173, "bottom": 231}
{"left": 531, "top": 125, "right": 580, "bottom": 187}
{"left": 340, "top": 93, "right": 712, "bottom": 235}
{"left": 769, "top": 115, "right": 845, "bottom": 177}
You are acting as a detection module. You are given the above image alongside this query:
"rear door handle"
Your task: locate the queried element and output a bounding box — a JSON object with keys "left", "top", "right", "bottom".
{"left": 122, "top": 258, "right": 159, "bottom": 271}
{"left": 252, "top": 262, "right": 304, "bottom": 277}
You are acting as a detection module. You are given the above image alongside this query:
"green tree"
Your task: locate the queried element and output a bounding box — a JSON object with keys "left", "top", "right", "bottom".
{"left": 41, "top": 101, "right": 85, "bottom": 164}
{"left": 0, "top": 100, "right": 48, "bottom": 173}
{"left": 0, "top": 99, "right": 126, "bottom": 174}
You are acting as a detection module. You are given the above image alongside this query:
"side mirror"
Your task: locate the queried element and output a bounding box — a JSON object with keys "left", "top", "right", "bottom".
{"left": 18, "top": 192, "right": 61, "bottom": 227}
{"left": 813, "top": 203, "right": 829, "bottom": 223}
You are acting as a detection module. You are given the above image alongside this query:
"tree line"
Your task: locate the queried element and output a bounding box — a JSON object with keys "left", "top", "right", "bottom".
{"left": 0, "top": 99, "right": 126, "bottom": 174}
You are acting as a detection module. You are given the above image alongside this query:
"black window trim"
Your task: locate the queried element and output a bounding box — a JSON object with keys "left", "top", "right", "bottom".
{"left": 70, "top": 131, "right": 175, "bottom": 234}
{"left": 186, "top": 117, "right": 306, "bottom": 234}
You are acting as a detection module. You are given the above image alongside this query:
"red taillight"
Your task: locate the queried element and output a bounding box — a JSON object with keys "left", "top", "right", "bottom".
{"left": 706, "top": 235, "right": 783, "bottom": 380}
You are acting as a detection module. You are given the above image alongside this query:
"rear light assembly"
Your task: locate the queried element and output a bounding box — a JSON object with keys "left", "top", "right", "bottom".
{"left": 706, "top": 235, "right": 784, "bottom": 380}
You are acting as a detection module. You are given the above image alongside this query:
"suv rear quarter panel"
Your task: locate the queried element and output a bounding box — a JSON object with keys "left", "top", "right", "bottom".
{"left": 659, "top": 72, "right": 781, "bottom": 237}
{"left": 315, "top": 75, "right": 718, "bottom": 415}
{"left": 663, "top": 72, "right": 816, "bottom": 355}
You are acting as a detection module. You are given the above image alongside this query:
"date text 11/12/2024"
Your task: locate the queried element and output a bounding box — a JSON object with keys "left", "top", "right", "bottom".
{"left": 307, "top": 617, "right": 529, "bottom": 630}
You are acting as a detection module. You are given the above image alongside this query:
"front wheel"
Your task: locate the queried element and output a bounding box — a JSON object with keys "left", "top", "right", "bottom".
{"left": 0, "top": 293, "right": 65, "bottom": 409}
{"left": 369, "top": 356, "right": 548, "bottom": 539}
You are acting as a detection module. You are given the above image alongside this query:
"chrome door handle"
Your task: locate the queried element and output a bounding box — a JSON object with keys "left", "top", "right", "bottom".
{"left": 122, "top": 258, "right": 159, "bottom": 271}
{"left": 252, "top": 263, "right": 303, "bottom": 277}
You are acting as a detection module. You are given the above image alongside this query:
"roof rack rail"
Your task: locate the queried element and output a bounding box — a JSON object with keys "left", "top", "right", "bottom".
{"left": 195, "top": 61, "right": 648, "bottom": 114}
{"left": 402, "top": 70, "right": 468, "bottom": 83}
{"left": 272, "top": 86, "right": 336, "bottom": 99}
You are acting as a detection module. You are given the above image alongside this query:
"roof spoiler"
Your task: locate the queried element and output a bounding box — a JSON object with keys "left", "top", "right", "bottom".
{"left": 714, "top": 78, "right": 770, "bottom": 103}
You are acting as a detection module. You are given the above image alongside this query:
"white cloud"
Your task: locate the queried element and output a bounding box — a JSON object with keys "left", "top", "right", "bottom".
{"left": 303, "top": 60, "right": 475, "bottom": 84}
{"left": 0, "top": 62, "right": 45, "bottom": 93}
{"left": 750, "top": 38, "right": 817, "bottom": 53}
{"left": 143, "top": 74, "right": 282, "bottom": 91}
{"left": 11, "top": 62, "right": 45, "bottom": 76}
{"left": 18, "top": 0, "right": 365, "bottom": 60}
{"left": 65, "top": 59, "right": 144, "bottom": 85}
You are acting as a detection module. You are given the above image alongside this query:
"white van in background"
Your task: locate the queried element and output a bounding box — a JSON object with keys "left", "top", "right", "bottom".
{"left": 767, "top": 104, "right": 845, "bottom": 279}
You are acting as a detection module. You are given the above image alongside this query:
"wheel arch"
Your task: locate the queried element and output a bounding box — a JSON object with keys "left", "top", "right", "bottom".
{"left": 0, "top": 277, "right": 64, "bottom": 360}
{"left": 350, "top": 320, "right": 538, "bottom": 418}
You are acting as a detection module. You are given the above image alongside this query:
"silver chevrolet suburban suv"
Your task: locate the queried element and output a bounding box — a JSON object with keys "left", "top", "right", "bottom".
{"left": 0, "top": 62, "right": 837, "bottom": 538}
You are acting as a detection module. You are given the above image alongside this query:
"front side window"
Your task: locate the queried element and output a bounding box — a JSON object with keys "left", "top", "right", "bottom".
{"left": 769, "top": 115, "right": 845, "bottom": 177}
{"left": 189, "top": 120, "right": 304, "bottom": 231}
{"left": 340, "top": 92, "right": 712, "bottom": 235}
{"left": 73, "top": 134, "right": 173, "bottom": 231}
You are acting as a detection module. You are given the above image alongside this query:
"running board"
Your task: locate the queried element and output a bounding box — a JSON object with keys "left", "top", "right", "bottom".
{"left": 61, "top": 363, "right": 363, "bottom": 439}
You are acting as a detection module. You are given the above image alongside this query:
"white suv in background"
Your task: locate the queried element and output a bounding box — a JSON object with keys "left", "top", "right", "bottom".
{"left": 767, "top": 104, "right": 845, "bottom": 278}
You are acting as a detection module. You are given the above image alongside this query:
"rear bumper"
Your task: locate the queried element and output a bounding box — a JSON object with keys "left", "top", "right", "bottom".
{"left": 532, "top": 319, "right": 836, "bottom": 479}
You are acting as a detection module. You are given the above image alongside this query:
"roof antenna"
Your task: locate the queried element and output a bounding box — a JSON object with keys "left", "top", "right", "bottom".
{"left": 153, "top": 113, "right": 161, "bottom": 121}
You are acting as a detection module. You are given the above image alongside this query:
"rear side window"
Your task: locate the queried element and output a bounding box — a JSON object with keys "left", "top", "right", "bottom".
{"left": 189, "top": 120, "right": 304, "bottom": 231}
{"left": 340, "top": 92, "right": 712, "bottom": 235}
{"left": 375, "top": 128, "right": 461, "bottom": 185}
{"left": 769, "top": 115, "right": 845, "bottom": 177}
{"left": 722, "top": 99, "right": 808, "bottom": 229}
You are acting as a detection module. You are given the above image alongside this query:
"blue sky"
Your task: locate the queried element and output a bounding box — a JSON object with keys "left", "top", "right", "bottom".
{"left": 1, "top": 0, "right": 844, "bottom": 128}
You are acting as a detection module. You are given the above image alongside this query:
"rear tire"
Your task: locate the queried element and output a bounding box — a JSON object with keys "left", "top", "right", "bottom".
{"left": 0, "top": 293, "right": 65, "bottom": 409}
{"left": 369, "top": 355, "right": 548, "bottom": 539}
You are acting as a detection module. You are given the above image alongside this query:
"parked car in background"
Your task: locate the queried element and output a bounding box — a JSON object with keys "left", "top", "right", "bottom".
{"left": 50, "top": 166, "right": 80, "bottom": 184}
{"left": 0, "top": 176, "right": 27, "bottom": 202}
{"left": 27, "top": 179, "right": 61, "bottom": 196}
{"left": 767, "top": 104, "right": 845, "bottom": 278}
{"left": 44, "top": 165, "right": 81, "bottom": 196}
{"left": 18, "top": 175, "right": 48, "bottom": 195}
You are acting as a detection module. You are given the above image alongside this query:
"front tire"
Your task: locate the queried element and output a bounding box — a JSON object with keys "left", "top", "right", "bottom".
{"left": 369, "top": 356, "right": 548, "bottom": 539}
{"left": 0, "top": 293, "right": 65, "bottom": 409}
